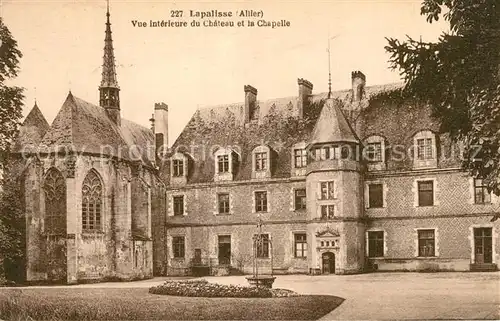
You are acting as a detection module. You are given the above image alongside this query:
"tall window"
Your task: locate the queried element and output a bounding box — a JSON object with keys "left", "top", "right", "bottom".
{"left": 294, "top": 189, "right": 307, "bottom": 210}
{"left": 172, "top": 159, "right": 184, "bottom": 177}
{"left": 418, "top": 181, "right": 434, "bottom": 206}
{"left": 368, "top": 184, "right": 383, "bottom": 208}
{"left": 44, "top": 168, "right": 66, "bottom": 234}
{"left": 320, "top": 181, "right": 335, "bottom": 200}
{"left": 256, "top": 234, "right": 269, "bottom": 258}
{"left": 82, "top": 170, "right": 103, "bottom": 231}
{"left": 474, "top": 179, "right": 491, "bottom": 204}
{"left": 418, "top": 229, "right": 435, "bottom": 257}
{"left": 294, "top": 233, "right": 307, "bottom": 258}
{"left": 172, "top": 236, "right": 185, "bottom": 258}
{"left": 217, "top": 155, "right": 229, "bottom": 173}
{"left": 294, "top": 149, "right": 307, "bottom": 168}
{"left": 416, "top": 138, "right": 433, "bottom": 160}
{"left": 320, "top": 205, "right": 335, "bottom": 219}
{"left": 255, "top": 191, "right": 268, "bottom": 212}
{"left": 173, "top": 196, "right": 184, "bottom": 216}
{"left": 368, "top": 231, "right": 384, "bottom": 257}
{"left": 255, "top": 152, "right": 268, "bottom": 171}
{"left": 366, "top": 142, "right": 382, "bottom": 162}
{"left": 218, "top": 193, "right": 230, "bottom": 214}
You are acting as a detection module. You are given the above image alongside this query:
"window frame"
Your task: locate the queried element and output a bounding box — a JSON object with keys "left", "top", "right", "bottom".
{"left": 294, "top": 148, "right": 307, "bottom": 168}
{"left": 294, "top": 188, "right": 307, "bottom": 211}
{"left": 254, "top": 191, "right": 268, "bottom": 213}
{"left": 294, "top": 233, "right": 307, "bottom": 258}
{"left": 417, "top": 229, "right": 436, "bottom": 257}
{"left": 217, "top": 154, "right": 230, "bottom": 173}
{"left": 81, "top": 169, "right": 103, "bottom": 232}
{"left": 172, "top": 236, "right": 185, "bottom": 258}
{"left": 367, "top": 231, "right": 384, "bottom": 258}
{"left": 172, "top": 159, "right": 184, "bottom": 177}
{"left": 173, "top": 195, "right": 185, "bottom": 216}
{"left": 368, "top": 183, "right": 384, "bottom": 208}
{"left": 320, "top": 181, "right": 335, "bottom": 200}
{"left": 217, "top": 193, "right": 230, "bottom": 214}
{"left": 474, "top": 178, "right": 491, "bottom": 204}
{"left": 320, "top": 204, "right": 335, "bottom": 220}
{"left": 417, "top": 180, "right": 434, "bottom": 207}
{"left": 255, "top": 233, "right": 270, "bottom": 258}
{"left": 254, "top": 152, "right": 268, "bottom": 171}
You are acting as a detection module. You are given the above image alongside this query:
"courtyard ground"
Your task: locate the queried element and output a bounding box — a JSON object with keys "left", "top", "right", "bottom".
{"left": 1, "top": 272, "right": 498, "bottom": 320}
{"left": 203, "top": 272, "right": 500, "bottom": 320}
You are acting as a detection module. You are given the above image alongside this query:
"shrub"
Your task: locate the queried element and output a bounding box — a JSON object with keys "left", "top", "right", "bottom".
{"left": 149, "top": 279, "right": 299, "bottom": 298}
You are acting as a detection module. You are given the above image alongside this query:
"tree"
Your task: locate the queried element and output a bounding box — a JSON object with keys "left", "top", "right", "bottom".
{"left": 0, "top": 17, "right": 25, "bottom": 283}
{"left": 385, "top": 0, "right": 500, "bottom": 195}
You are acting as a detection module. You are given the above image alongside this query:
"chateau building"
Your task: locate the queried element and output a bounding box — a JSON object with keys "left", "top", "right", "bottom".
{"left": 164, "top": 75, "right": 500, "bottom": 275}
{"left": 12, "top": 5, "right": 500, "bottom": 284}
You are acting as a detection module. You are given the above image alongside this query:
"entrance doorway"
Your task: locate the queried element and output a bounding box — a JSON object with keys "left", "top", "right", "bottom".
{"left": 474, "top": 228, "right": 493, "bottom": 264}
{"left": 218, "top": 235, "right": 231, "bottom": 265}
{"left": 322, "top": 252, "right": 335, "bottom": 274}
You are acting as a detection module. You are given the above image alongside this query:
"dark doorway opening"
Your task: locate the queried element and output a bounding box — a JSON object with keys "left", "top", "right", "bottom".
{"left": 322, "top": 252, "right": 335, "bottom": 274}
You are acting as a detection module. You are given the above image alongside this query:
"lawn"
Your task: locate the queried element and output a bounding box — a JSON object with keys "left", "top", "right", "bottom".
{"left": 0, "top": 287, "right": 344, "bottom": 320}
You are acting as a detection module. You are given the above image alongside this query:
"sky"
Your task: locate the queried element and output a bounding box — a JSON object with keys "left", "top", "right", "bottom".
{"left": 1, "top": 0, "right": 448, "bottom": 146}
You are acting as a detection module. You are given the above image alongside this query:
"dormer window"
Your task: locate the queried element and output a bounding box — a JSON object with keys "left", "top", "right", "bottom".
{"left": 294, "top": 149, "right": 307, "bottom": 168}
{"left": 214, "top": 147, "right": 240, "bottom": 182}
{"left": 366, "top": 143, "right": 382, "bottom": 162}
{"left": 172, "top": 159, "right": 184, "bottom": 177}
{"left": 417, "top": 138, "right": 433, "bottom": 160}
{"left": 363, "top": 135, "right": 386, "bottom": 171}
{"left": 413, "top": 130, "right": 437, "bottom": 169}
{"left": 218, "top": 155, "right": 230, "bottom": 173}
{"left": 255, "top": 152, "right": 268, "bottom": 171}
{"left": 252, "top": 145, "right": 273, "bottom": 179}
{"left": 170, "top": 152, "right": 189, "bottom": 184}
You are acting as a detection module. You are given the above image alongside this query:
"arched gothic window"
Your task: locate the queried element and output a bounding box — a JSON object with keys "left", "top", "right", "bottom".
{"left": 82, "top": 170, "right": 103, "bottom": 231}
{"left": 44, "top": 168, "right": 66, "bottom": 234}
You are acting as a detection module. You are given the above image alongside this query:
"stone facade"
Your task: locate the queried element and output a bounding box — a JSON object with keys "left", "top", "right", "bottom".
{"left": 160, "top": 74, "right": 500, "bottom": 275}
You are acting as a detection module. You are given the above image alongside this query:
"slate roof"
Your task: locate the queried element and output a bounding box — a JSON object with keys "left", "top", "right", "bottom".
{"left": 27, "top": 92, "right": 154, "bottom": 166}
{"left": 12, "top": 103, "right": 50, "bottom": 153}
{"left": 170, "top": 81, "right": 458, "bottom": 184}
{"left": 309, "top": 98, "right": 359, "bottom": 145}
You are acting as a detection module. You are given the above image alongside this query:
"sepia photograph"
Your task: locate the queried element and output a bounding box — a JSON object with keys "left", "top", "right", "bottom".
{"left": 0, "top": 0, "right": 499, "bottom": 320}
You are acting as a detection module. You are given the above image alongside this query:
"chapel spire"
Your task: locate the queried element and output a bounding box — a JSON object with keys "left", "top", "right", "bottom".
{"left": 99, "top": 0, "right": 121, "bottom": 125}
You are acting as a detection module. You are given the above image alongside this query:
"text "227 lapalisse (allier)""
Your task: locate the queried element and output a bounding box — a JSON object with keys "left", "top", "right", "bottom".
{"left": 170, "top": 10, "right": 263, "bottom": 19}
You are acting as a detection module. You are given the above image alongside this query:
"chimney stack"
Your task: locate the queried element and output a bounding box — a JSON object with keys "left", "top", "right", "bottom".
{"left": 244, "top": 85, "right": 258, "bottom": 123}
{"left": 351, "top": 71, "right": 366, "bottom": 102}
{"left": 154, "top": 102, "right": 168, "bottom": 159}
{"left": 297, "top": 78, "right": 313, "bottom": 118}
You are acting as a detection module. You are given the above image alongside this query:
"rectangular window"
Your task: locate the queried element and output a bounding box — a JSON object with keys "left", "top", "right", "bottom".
{"left": 418, "top": 229, "right": 435, "bottom": 257}
{"left": 320, "top": 205, "right": 335, "bottom": 219}
{"left": 256, "top": 234, "right": 269, "bottom": 258}
{"left": 417, "top": 138, "right": 433, "bottom": 160}
{"left": 218, "top": 193, "right": 230, "bottom": 214}
{"left": 368, "top": 231, "right": 384, "bottom": 257}
{"left": 294, "top": 233, "right": 307, "bottom": 258}
{"left": 217, "top": 155, "right": 229, "bottom": 173}
{"left": 255, "top": 152, "right": 268, "bottom": 171}
{"left": 172, "top": 159, "right": 184, "bottom": 177}
{"left": 320, "top": 181, "right": 335, "bottom": 200}
{"left": 294, "top": 188, "right": 307, "bottom": 210}
{"left": 474, "top": 179, "right": 491, "bottom": 204}
{"left": 172, "top": 236, "right": 185, "bottom": 258}
{"left": 368, "top": 184, "right": 383, "bottom": 208}
{"left": 418, "top": 181, "right": 434, "bottom": 206}
{"left": 255, "top": 191, "right": 268, "bottom": 212}
{"left": 173, "top": 195, "right": 184, "bottom": 216}
{"left": 366, "top": 142, "right": 382, "bottom": 162}
{"left": 294, "top": 149, "right": 307, "bottom": 168}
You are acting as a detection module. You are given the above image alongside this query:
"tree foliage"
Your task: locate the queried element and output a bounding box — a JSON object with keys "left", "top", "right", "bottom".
{"left": 0, "top": 17, "right": 25, "bottom": 283}
{"left": 385, "top": 0, "right": 500, "bottom": 194}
